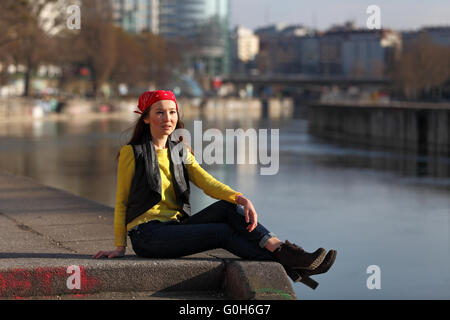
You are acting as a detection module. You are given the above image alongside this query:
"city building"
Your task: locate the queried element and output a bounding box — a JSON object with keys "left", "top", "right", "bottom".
{"left": 402, "top": 26, "right": 450, "bottom": 48}
{"left": 254, "top": 21, "right": 401, "bottom": 78}
{"left": 230, "top": 26, "right": 260, "bottom": 74}
{"left": 340, "top": 29, "right": 401, "bottom": 78}
{"left": 112, "top": 0, "right": 157, "bottom": 33}
{"left": 319, "top": 31, "right": 344, "bottom": 76}
{"left": 299, "top": 36, "right": 320, "bottom": 75}
{"left": 255, "top": 24, "right": 315, "bottom": 75}
{"left": 320, "top": 28, "right": 401, "bottom": 77}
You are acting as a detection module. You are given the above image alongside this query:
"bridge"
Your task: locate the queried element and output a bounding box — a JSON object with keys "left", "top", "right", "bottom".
{"left": 222, "top": 75, "right": 392, "bottom": 87}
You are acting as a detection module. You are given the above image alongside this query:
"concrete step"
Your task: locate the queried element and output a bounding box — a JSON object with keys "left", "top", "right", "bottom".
{"left": 0, "top": 256, "right": 296, "bottom": 300}
{"left": 3, "top": 290, "right": 227, "bottom": 300}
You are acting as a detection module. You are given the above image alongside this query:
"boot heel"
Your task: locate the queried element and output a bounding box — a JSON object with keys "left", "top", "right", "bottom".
{"left": 284, "top": 266, "right": 319, "bottom": 290}
{"left": 284, "top": 266, "right": 301, "bottom": 282}
{"left": 299, "top": 273, "right": 319, "bottom": 290}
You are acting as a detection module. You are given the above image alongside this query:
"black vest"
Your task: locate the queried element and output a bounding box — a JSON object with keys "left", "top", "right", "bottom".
{"left": 125, "top": 133, "right": 191, "bottom": 225}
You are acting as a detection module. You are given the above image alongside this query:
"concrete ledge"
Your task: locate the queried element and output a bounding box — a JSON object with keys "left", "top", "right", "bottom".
{"left": 0, "top": 171, "right": 296, "bottom": 299}
{"left": 224, "top": 261, "right": 296, "bottom": 300}
{"left": 0, "top": 257, "right": 225, "bottom": 298}
{"left": 0, "top": 257, "right": 298, "bottom": 299}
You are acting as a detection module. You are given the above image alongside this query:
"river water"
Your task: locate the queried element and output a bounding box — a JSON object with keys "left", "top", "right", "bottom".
{"left": 0, "top": 113, "right": 449, "bottom": 300}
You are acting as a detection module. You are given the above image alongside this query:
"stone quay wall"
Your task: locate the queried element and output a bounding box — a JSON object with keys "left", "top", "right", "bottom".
{"left": 307, "top": 102, "right": 450, "bottom": 157}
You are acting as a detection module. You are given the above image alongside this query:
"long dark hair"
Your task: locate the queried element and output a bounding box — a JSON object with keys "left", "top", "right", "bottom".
{"left": 115, "top": 106, "right": 191, "bottom": 162}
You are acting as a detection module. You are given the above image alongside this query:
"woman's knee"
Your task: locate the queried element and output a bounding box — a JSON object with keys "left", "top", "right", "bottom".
{"left": 203, "top": 200, "right": 238, "bottom": 222}
{"left": 215, "top": 199, "right": 237, "bottom": 211}
{"left": 216, "top": 200, "right": 243, "bottom": 218}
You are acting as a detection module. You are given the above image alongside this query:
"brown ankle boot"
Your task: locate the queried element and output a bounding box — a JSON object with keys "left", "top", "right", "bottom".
{"left": 283, "top": 250, "right": 338, "bottom": 290}
{"left": 301, "top": 250, "right": 337, "bottom": 275}
{"left": 274, "top": 240, "right": 326, "bottom": 270}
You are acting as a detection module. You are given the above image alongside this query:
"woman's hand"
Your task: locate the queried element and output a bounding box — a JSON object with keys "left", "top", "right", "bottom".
{"left": 236, "top": 195, "right": 258, "bottom": 232}
{"left": 92, "top": 246, "right": 126, "bottom": 259}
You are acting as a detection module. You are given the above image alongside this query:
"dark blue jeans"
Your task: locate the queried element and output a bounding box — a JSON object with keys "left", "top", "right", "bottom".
{"left": 128, "top": 200, "right": 277, "bottom": 261}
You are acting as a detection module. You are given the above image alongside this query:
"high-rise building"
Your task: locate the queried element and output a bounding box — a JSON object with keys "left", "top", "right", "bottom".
{"left": 160, "top": 0, "right": 231, "bottom": 77}
{"left": 112, "top": 0, "right": 158, "bottom": 33}
{"left": 112, "top": 0, "right": 231, "bottom": 77}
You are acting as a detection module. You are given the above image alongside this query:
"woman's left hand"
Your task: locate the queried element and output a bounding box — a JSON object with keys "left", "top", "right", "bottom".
{"left": 240, "top": 197, "right": 258, "bottom": 232}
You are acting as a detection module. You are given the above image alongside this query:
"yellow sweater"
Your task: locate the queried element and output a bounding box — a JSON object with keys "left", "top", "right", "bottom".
{"left": 114, "top": 144, "right": 242, "bottom": 247}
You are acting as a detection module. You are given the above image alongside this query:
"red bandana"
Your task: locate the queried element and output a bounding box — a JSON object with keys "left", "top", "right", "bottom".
{"left": 134, "top": 90, "right": 178, "bottom": 114}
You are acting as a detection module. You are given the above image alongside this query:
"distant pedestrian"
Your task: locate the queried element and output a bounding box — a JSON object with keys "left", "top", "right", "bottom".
{"left": 93, "top": 90, "right": 337, "bottom": 288}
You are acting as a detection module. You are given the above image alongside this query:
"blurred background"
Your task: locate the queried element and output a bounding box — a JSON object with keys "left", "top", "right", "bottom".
{"left": 0, "top": 0, "right": 449, "bottom": 105}
{"left": 0, "top": 0, "right": 449, "bottom": 300}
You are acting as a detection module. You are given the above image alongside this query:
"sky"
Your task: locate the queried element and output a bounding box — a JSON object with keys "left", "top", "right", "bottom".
{"left": 230, "top": 0, "right": 450, "bottom": 31}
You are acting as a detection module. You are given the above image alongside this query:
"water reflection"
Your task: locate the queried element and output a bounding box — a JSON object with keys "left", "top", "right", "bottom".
{"left": 0, "top": 114, "right": 449, "bottom": 299}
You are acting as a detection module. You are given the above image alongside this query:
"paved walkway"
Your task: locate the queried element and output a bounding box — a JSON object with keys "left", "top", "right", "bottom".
{"left": 0, "top": 171, "right": 295, "bottom": 300}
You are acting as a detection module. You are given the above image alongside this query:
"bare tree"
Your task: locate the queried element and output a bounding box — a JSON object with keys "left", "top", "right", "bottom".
{"left": 109, "top": 27, "right": 145, "bottom": 90}
{"left": 394, "top": 33, "right": 450, "bottom": 100}
{"left": 69, "top": 0, "right": 117, "bottom": 97}
{"left": 0, "top": 0, "right": 29, "bottom": 49}
{"left": 1, "top": 0, "right": 186, "bottom": 97}
{"left": 0, "top": 0, "right": 63, "bottom": 96}
{"left": 0, "top": 0, "right": 67, "bottom": 96}
{"left": 138, "top": 32, "right": 179, "bottom": 88}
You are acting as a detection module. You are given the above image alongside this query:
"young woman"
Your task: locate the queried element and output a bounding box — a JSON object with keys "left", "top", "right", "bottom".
{"left": 93, "top": 90, "right": 337, "bottom": 289}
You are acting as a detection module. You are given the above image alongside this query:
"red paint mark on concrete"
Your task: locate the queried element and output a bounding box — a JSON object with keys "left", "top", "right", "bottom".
{"left": 0, "top": 266, "right": 102, "bottom": 298}
{"left": 79, "top": 266, "right": 102, "bottom": 292}
{"left": 0, "top": 268, "right": 32, "bottom": 298}
{"left": 35, "top": 267, "right": 66, "bottom": 295}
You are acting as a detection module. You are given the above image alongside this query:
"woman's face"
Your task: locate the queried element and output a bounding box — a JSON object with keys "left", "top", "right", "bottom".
{"left": 143, "top": 100, "right": 178, "bottom": 138}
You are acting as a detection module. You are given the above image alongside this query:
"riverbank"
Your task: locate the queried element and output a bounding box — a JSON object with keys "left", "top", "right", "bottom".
{"left": 308, "top": 101, "right": 450, "bottom": 157}
{"left": 0, "top": 97, "right": 294, "bottom": 123}
{"left": 0, "top": 171, "right": 296, "bottom": 300}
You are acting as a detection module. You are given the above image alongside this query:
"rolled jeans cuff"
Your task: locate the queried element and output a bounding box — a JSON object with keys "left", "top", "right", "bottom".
{"left": 258, "top": 232, "right": 277, "bottom": 248}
